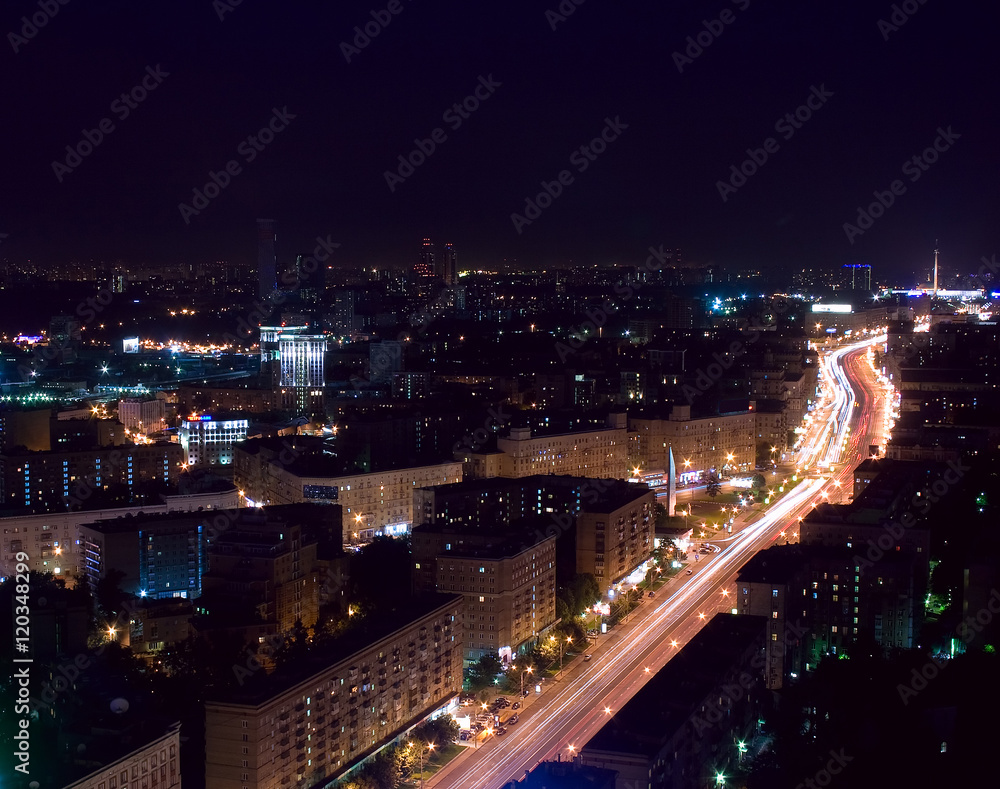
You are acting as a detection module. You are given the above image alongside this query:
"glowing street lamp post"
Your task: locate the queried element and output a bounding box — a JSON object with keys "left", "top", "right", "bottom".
{"left": 551, "top": 635, "right": 572, "bottom": 677}
{"left": 513, "top": 664, "right": 533, "bottom": 697}
{"left": 408, "top": 741, "right": 435, "bottom": 787}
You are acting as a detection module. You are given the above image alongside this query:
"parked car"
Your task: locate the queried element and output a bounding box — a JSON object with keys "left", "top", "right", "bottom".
{"left": 522, "top": 689, "right": 531, "bottom": 697}
{"left": 648, "top": 591, "right": 655, "bottom": 598}
{"left": 511, "top": 701, "right": 520, "bottom": 710}
{"left": 583, "top": 654, "right": 592, "bottom": 662}
{"left": 507, "top": 714, "right": 519, "bottom": 725}
{"left": 686, "top": 569, "right": 693, "bottom": 575}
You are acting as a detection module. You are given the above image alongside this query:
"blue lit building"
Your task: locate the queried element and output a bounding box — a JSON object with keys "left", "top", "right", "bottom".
{"left": 80, "top": 511, "right": 228, "bottom": 600}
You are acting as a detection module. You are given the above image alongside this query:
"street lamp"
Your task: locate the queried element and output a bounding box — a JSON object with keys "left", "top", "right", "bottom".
{"left": 552, "top": 635, "right": 572, "bottom": 676}
{"left": 513, "top": 664, "right": 533, "bottom": 697}
{"left": 418, "top": 743, "right": 435, "bottom": 786}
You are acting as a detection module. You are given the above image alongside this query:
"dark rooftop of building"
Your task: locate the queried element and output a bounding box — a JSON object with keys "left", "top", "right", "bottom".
{"left": 582, "top": 614, "right": 766, "bottom": 759}
{"left": 736, "top": 543, "right": 858, "bottom": 584}
{"left": 416, "top": 474, "right": 648, "bottom": 511}
{"left": 412, "top": 520, "right": 553, "bottom": 559}
{"left": 503, "top": 760, "right": 617, "bottom": 789}
{"left": 805, "top": 458, "right": 954, "bottom": 529}
{"left": 207, "top": 592, "right": 463, "bottom": 706}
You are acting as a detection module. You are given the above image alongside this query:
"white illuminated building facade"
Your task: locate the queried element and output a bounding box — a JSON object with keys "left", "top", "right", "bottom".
{"left": 179, "top": 414, "right": 249, "bottom": 468}
{"left": 259, "top": 326, "right": 327, "bottom": 417}
{"left": 118, "top": 397, "right": 167, "bottom": 434}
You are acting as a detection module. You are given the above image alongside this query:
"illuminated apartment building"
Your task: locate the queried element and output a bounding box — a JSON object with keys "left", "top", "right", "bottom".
{"left": 204, "top": 594, "right": 463, "bottom": 789}
{"left": 463, "top": 415, "right": 629, "bottom": 480}
{"left": 628, "top": 403, "right": 755, "bottom": 482}
{"left": 179, "top": 413, "right": 249, "bottom": 469}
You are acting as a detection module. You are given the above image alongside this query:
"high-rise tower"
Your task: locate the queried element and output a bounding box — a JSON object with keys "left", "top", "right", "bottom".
{"left": 438, "top": 242, "right": 457, "bottom": 285}
{"left": 414, "top": 238, "right": 435, "bottom": 278}
{"left": 257, "top": 219, "right": 277, "bottom": 299}
{"left": 933, "top": 240, "right": 939, "bottom": 298}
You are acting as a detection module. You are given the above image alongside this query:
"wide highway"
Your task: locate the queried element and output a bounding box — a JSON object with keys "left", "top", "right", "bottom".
{"left": 429, "top": 334, "right": 890, "bottom": 789}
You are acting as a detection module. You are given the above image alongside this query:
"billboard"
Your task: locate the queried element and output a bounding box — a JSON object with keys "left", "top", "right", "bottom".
{"left": 810, "top": 304, "right": 852, "bottom": 314}
{"left": 123, "top": 337, "right": 140, "bottom": 353}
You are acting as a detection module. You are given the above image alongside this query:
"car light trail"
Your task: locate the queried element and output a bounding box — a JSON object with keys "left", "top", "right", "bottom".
{"left": 429, "top": 335, "right": 885, "bottom": 789}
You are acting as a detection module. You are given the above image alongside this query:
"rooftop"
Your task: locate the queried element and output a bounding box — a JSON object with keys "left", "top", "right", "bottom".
{"left": 583, "top": 614, "right": 766, "bottom": 758}
{"left": 206, "top": 593, "right": 463, "bottom": 706}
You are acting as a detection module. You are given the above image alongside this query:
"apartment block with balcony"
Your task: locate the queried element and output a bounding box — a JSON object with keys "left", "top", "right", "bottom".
{"left": 204, "top": 594, "right": 463, "bottom": 789}
{"left": 576, "top": 485, "right": 655, "bottom": 585}
{"left": 628, "top": 403, "right": 755, "bottom": 483}
{"left": 462, "top": 415, "right": 629, "bottom": 481}
{"left": 237, "top": 447, "right": 462, "bottom": 541}
{"left": 412, "top": 525, "right": 557, "bottom": 662}
{"left": 61, "top": 722, "right": 182, "bottom": 789}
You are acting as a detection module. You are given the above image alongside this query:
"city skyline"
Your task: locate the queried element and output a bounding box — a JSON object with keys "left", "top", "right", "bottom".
{"left": 2, "top": 2, "right": 998, "bottom": 788}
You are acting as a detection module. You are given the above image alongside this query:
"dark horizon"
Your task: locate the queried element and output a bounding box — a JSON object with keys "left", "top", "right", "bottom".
{"left": 1, "top": 0, "right": 995, "bottom": 283}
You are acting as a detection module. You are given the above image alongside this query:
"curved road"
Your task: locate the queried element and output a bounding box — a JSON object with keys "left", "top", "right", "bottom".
{"left": 429, "top": 336, "right": 889, "bottom": 789}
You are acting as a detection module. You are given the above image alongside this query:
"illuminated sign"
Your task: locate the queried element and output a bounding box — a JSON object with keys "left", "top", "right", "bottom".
{"left": 810, "top": 304, "right": 852, "bottom": 314}
{"left": 123, "top": 337, "right": 139, "bottom": 353}
{"left": 187, "top": 414, "right": 213, "bottom": 422}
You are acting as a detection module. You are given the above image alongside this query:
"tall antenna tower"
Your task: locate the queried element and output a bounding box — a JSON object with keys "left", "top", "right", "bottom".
{"left": 933, "top": 240, "right": 939, "bottom": 298}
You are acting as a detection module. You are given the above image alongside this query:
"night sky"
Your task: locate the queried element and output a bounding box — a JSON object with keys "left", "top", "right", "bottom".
{"left": 1, "top": 0, "right": 996, "bottom": 281}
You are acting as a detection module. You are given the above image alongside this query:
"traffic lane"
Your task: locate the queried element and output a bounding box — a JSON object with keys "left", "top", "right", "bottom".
{"left": 464, "top": 489, "right": 823, "bottom": 787}
{"left": 432, "top": 343, "right": 874, "bottom": 786}
{"left": 493, "top": 579, "right": 739, "bottom": 782}
{"left": 437, "top": 516, "right": 793, "bottom": 788}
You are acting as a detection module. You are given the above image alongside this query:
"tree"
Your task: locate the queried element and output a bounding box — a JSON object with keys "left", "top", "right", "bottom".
{"left": 410, "top": 715, "right": 459, "bottom": 747}
{"left": 347, "top": 536, "right": 412, "bottom": 613}
{"left": 467, "top": 654, "right": 503, "bottom": 691}
{"left": 555, "top": 619, "right": 586, "bottom": 646}
{"left": 272, "top": 619, "right": 310, "bottom": 668}
{"left": 555, "top": 586, "right": 576, "bottom": 620}
{"left": 751, "top": 473, "right": 766, "bottom": 491}
{"left": 571, "top": 573, "right": 601, "bottom": 614}
{"left": 95, "top": 568, "right": 128, "bottom": 622}
{"left": 654, "top": 502, "right": 669, "bottom": 529}
{"left": 706, "top": 473, "right": 722, "bottom": 498}
{"left": 556, "top": 572, "right": 601, "bottom": 621}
